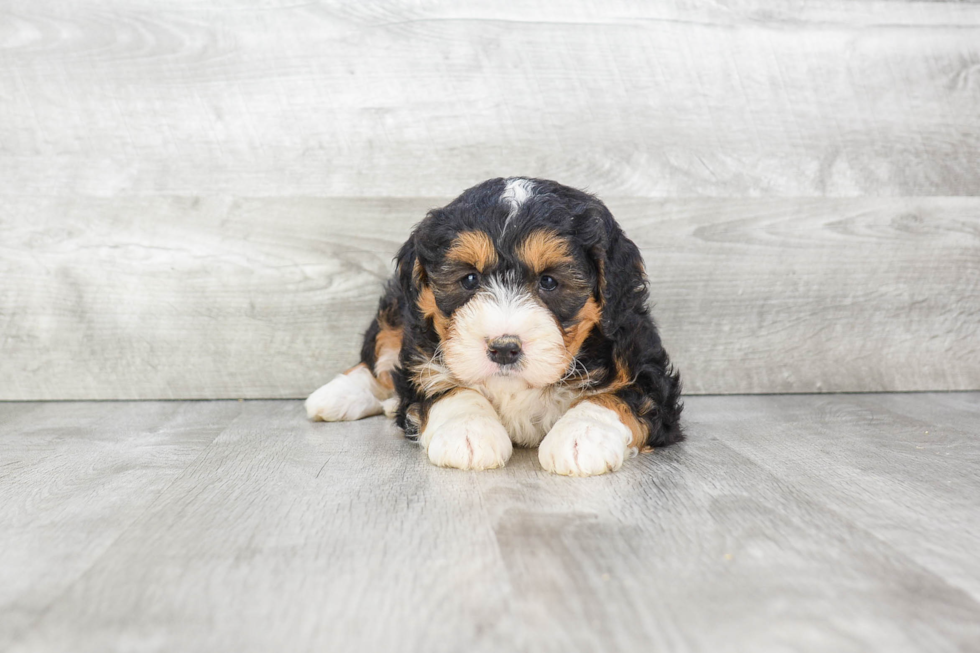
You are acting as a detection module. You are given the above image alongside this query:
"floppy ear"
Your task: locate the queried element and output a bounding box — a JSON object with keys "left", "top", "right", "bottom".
{"left": 393, "top": 212, "right": 457, "bottom": 351}
{"left": 393, "top": 208, "right": 445, "bottom": 306}
{"left": 389, "top": 224, "right": 430, "bottom": 437}
{"left": 393, "top": 233, "right": 421, "bottom": 301}
{"left": 395, "top": 209, "right": 448, "bottom": 300}
{"left": 574, "top": 200, "right": 684, "bottom": 447}
{"left": 574, "top": 202, "right": 649, "bottom": 337}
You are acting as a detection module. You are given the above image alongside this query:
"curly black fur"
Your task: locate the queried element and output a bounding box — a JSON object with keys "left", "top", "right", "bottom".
{"left": 360, "top": 178, "right": 683, "bottom": 448}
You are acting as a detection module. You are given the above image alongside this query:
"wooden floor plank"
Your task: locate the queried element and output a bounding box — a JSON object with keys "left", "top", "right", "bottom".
{"left": 4, "top": 402, "right": 519, "bottom": 652}
{"left": 695, "top": 394, "right": 980, "bottom": 604}
{"left": 0, "top": 401, "right": 243, "bottom": 650}
{"left": 4, "top": 395, "right": 979, "bottom": 652}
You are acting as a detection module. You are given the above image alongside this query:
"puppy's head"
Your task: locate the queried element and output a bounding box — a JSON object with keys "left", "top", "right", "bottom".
{"left": 402, "top": 178, "right": 641, "bottom": 392}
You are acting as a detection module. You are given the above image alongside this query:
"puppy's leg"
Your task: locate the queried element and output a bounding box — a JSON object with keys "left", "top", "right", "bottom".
{"left": 306, "top": 305, "right": 403, "bottom": 422}
{"left": 305, "top": 363, "right": 389, "bottom": 421}
{"left": 421, "top": 389, "right": 513, "bottom": 470}
{"left": 538, "top": 395, "right": 646, "bottom": 476}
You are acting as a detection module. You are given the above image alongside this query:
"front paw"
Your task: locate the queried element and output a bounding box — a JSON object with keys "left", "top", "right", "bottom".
{"left": 538, "top": 401, "right": 632, "bottom": 476}
{"left": 426, "top": 415, "right": 513, "bottom": 470}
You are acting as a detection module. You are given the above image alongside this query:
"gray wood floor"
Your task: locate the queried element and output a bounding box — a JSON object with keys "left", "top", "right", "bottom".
{"left": 2, "top": 393, "right": 979, "bottom": 652}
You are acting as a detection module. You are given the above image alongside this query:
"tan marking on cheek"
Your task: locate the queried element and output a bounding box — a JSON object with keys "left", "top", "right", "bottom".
{"left": 518, "top": 230, "right": 575, "bottom": 274}
{"left": 447, "top": 231, "right": 498, "bottom": 272}
{"left": 373, "top": 323, "right": 403, "bottom": 391}
{"left": 562, "top": 297, "right": 601, "bottom": 357}
{"left": 413, "top": 364, "right": 457, "bottom": 398}
{"left": 578, "top": 393, "right": 649, "bottom": 449}
{"left": 411, "top": 340, "right": 457, "bottom": 398}
{"left": 417, "top": 286, "right": 450, "bottom": 341}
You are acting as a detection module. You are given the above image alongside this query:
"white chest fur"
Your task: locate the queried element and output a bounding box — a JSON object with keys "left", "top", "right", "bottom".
{"left": 473, "top": 376, "right": 580, "bottom": 447}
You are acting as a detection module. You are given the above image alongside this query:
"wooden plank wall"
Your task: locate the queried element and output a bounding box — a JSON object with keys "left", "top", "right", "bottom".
{"left": 1, "top": 1, "right": 978, "bottom": 399}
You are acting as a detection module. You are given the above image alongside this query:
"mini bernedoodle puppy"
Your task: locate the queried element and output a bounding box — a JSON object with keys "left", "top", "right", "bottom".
{"left": 306, "top": 178, "right": 683, "bottom": 476}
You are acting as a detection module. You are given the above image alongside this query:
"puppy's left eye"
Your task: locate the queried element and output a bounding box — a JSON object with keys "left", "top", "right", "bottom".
{"left": 460, "top": 272, "right": 480, "bottom": 291}
{"left": 539, "top": 275, "right": 559, "bottom": 291}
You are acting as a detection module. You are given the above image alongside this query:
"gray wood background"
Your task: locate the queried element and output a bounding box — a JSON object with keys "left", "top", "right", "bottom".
{"left": 2, "top": 1, "right": 979, "bottom": 400}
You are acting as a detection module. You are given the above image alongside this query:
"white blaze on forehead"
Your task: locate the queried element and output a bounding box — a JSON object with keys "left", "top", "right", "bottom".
{"left": 501, "top": 178, "right": 535, "bottom": 231}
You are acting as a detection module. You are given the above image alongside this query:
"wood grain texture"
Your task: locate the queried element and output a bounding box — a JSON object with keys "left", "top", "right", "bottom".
{"left": 710, "top": 392, "right": 980, "bottom": 602}
{"left": 1, "top": 1, "right": 979, "bottom": 197}
{"left": 2, "top": 394, "right": 980, "bottom": 652}
{"left": 0, "top": 400, "right": 243, "bottom": 650}
{"left": 2, "top": 196, "right": 978, "bottom": 399}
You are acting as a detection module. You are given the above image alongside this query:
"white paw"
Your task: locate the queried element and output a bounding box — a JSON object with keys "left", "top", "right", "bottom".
{"left": 538, "top": 401, "right": 632, "bottom": 476}
{"left": 426, "top": 415, "right": 513, "bottom": 470}
{"left": 305, "top": 366, "right": 383, "bottom": 421}
{"left": 421, "top": 390, "right": 513, "bottom": 470}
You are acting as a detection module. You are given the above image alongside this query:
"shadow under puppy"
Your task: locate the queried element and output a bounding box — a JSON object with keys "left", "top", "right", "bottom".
{"left": 306, "top": 178, "right": 683, "bottom": 476}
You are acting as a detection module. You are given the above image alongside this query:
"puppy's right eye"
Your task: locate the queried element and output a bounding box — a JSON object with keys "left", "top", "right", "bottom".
{"left": 460, "top": 272, "right": 480, "bottom": 291}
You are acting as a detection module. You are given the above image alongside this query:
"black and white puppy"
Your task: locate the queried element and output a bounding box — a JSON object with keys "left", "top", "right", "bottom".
{"left": 306, "top": 178, "right": 682, "bottom": 476}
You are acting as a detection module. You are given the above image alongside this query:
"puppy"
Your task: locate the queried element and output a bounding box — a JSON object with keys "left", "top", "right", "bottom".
{"left": 306, "top": 178, "right": 682, "bottom": 476}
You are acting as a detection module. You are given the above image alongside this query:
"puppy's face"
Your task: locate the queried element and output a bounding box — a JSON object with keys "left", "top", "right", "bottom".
{"left": 413, "top": 181, "right": 602, "bottom": 390}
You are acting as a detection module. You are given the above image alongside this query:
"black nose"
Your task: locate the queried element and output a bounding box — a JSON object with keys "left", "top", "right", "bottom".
{"left": 487, "top": 336, "right": 522, "bottom": 366}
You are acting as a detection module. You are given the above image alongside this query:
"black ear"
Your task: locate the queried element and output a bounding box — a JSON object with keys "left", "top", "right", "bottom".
{"left": 396, "top": 209, "right": 449, "bottom": 297}
{"left": 575, "top": 200, "right": 684, "bottom": 447}
{"left": 574, "top": 202, "right": 649, "bottom": 337}
{"left": 394, "top": 208, "right": 444, "bottom": 302}
{"left": 394, "top": 234, "right": 421, "bottom": 300}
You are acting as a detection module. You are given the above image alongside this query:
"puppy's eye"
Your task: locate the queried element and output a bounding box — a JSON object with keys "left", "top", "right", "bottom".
{"left": 460, "top": 272, "right": 480, "bottom": 291}
{"left": 539, "top": 275, "right": 559, "bottom": 291}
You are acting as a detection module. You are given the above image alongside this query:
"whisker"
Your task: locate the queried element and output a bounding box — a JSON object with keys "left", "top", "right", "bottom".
{"left": 559, "top": 355, "right": 593, "bottom": 389}
{"left": 417, "top": 342, "right": 449, "bottom": 395}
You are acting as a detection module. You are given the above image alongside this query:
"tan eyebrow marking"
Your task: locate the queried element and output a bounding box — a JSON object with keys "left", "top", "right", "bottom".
{"left": 446, "top": 231, "right": 498, "bottom": 272}
{"left": 517, "top": 229, "right": 575, "bottom": 274}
